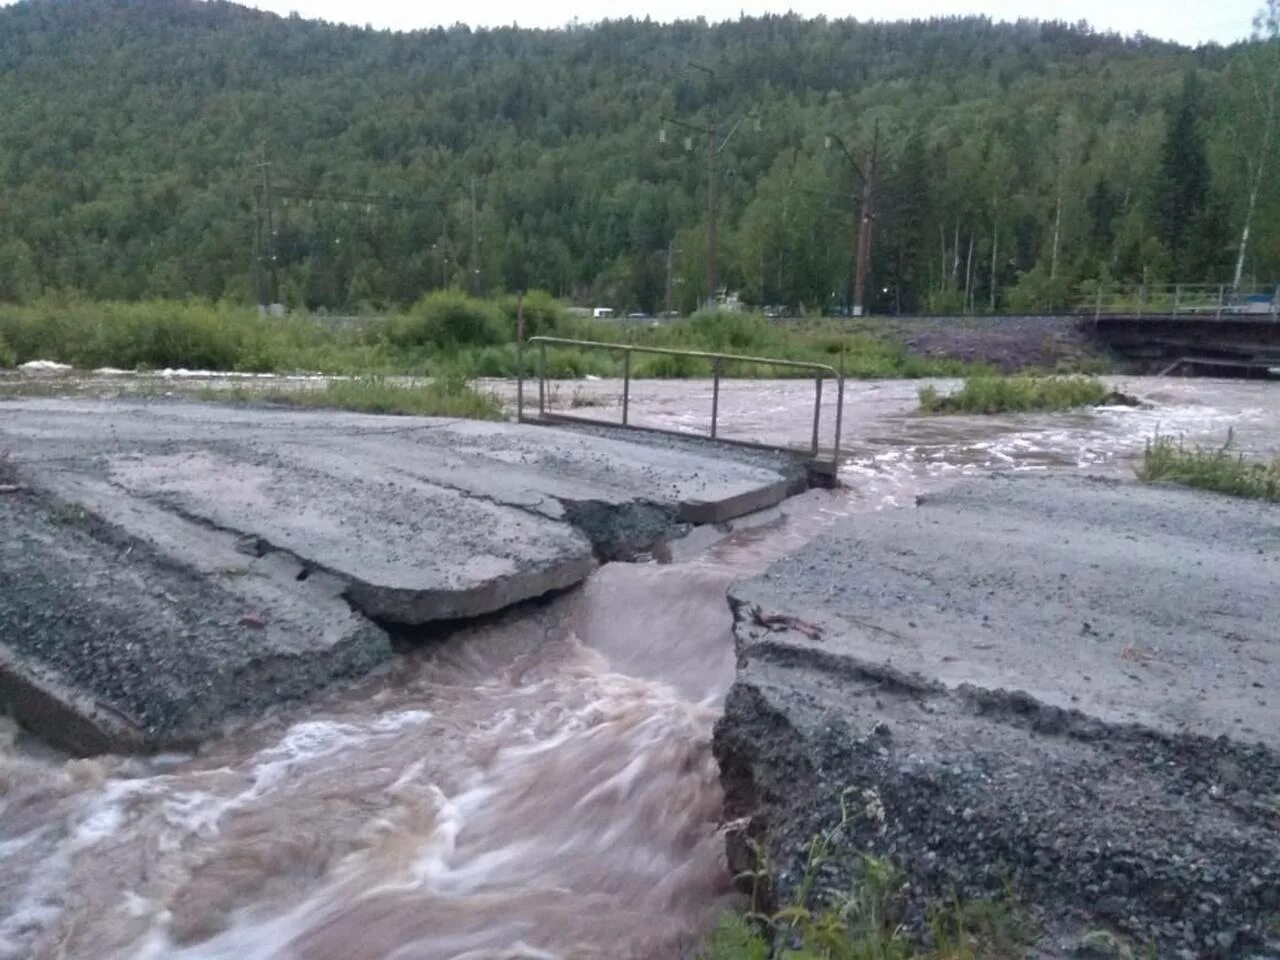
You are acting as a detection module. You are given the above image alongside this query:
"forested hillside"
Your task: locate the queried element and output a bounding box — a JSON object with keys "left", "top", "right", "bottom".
{"left": 0, "top": 0, "right": 1276, "bottom": 313}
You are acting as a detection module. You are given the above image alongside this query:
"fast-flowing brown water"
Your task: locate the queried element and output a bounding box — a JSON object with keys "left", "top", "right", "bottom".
{"left": 3, "top": 377, "right": 1277, "bottom": 960}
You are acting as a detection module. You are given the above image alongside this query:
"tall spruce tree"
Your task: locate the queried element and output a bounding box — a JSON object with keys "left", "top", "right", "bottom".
{"left": 1156, "top": 72, "right": 1212, "bottom": 277}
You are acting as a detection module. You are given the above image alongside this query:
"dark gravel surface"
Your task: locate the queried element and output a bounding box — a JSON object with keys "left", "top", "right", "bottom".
{"left": 851, "top": 315, "right": 1105, "bottom": 372}
{"left": 0, "top": 489, "right": 391, "bottom": 749}
{"left": 715, "top": 475, "right": 1280, "bottom": 958}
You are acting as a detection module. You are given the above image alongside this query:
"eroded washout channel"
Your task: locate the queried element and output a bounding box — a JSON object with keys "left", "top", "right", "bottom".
{"left": 1, "top": 377, "right": 1277, "bottom": 960}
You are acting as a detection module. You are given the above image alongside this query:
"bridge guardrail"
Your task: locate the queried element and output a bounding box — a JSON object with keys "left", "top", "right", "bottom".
{"left": 1080, "top": 283, "right": 1280, "bottom": 320}
{"left": 516, "top": 336, "right": 845, "bottom": 475}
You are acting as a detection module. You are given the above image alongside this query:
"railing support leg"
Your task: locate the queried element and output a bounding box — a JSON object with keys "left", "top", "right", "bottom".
{"left": 710, "top": 359, "right": 721, "bottom": 439}
{"left": 622, "top": 350, "right": 631, "bottom": 426}
{"left": 516, "top": 337, "right": 524, "bottom": 421}
{"left": 538, "top": 343, "right": 547, "bottom": 416}
{"left": 811, "top": 375, "right": 823, "bottom": 457}
{"left": 1216, "top": 284, "right": 1224, "bottom": 321}
{"left": 832, "top": 375, "right": 844, "bottom": 470}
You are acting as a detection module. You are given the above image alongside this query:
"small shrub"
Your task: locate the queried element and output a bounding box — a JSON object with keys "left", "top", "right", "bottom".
{"left": 699, "top": 791, "right": 1032, "bottom": 960}
{"left": 633, "top": 352, "right": 712, "bottom": 378}
{"left": 1136, "top": 431, "right": 1280, "bottom": 502}
{"left": 499, "top": 289, "right": 565, "bottom": 338}
{"left": 919, "top": 376, "right": 1117, "bottom": 414}
{"left": 215, "top": 376, "right": 502, "bottom": 420}
{"left": 677, "top": 310, "right": 773, "bottom": 352}
{"left": 568, "top": 387, "right": 609, "bottom": 408}
{"left": 385, "top": 290, "right": 506, "bottom": 351}
{"left": 465, "top": 344, "right": 522, "bottom": 379}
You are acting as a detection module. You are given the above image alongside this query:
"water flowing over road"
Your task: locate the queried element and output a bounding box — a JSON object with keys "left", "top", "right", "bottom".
{"left": 3, "top": 376, "right": 1277, "bottom": 960}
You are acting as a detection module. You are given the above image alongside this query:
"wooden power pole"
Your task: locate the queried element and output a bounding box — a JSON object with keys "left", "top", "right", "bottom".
{"left": 827, "top": 120, "right": 879, "bottom": 317}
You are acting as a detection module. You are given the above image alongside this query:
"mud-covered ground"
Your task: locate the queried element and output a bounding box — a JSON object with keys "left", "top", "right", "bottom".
{"left": 848, "top": 315, "right": 1104, "bottom": 372}
{"left": 716, "top": 475, "right": 1280, "bottom": 958}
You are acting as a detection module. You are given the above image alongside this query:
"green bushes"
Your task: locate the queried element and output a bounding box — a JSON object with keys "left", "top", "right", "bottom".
{"left": 1136, "top": 432, "right": 1280, "bottom": 501}
{"left": 669, "top": 310, "right": 774, "bottom": 352}
{"left": 632, "top": 352, "right": 712, "bottom": 378}
{"left": 498, "top": 289, "right": 565, "bottom": 338}
{"left": 1, "top": 297, "right": 1009, "bottom": 381}
{"left": 0, "top": 298, "right": 369, "bottom": 372}
{"left": 385, "top": 290, "right": 508, "bottom": 352}
{"left": 919, "top": 376, "right": 1117, "bottom": 414}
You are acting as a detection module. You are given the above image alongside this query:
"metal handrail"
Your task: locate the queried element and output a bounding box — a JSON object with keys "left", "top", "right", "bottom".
{"left": 1081, "top": 282, "right": 1280, "bottom": 321}
{"left": 516, "top": 336, "right": 844, "bottom": 472}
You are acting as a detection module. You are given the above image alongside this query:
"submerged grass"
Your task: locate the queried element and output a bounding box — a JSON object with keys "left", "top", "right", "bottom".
{"left": 206, "top": 376, "right": 503, "bottom": 419}
{"left": 918, "top": 376, "right": 1115, "bottom": 415}
{"left": 1136, "top": 431, "right": 1280, "bottom": 501}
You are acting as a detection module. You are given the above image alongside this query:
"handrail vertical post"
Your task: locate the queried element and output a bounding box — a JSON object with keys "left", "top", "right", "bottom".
{"left": 1094, "top": 283, "right": 1103, "bottom": 321}
{"left": 515, "top": 292, "right": 526, "bottom": 420}
{"left": 622, "top": 348, "right": 631, "bottom": 426}
{"left": 1216, "top": 284, "right": 1225, "bottom": 321}
{"left": 832, "top": 375, "right": 844, "bottom": 470}
{"left": 710, "top": 358, "right": 721, "bottom": 439}
{"left": 516, "top": 346, "right": 524, "bottom": 420}
{"left": 1173, "top": 283, "right": 1181, "bottom": 317}
{"left": 538, "top": 342, "right": 547, "bottom": 416}
{"left": 811, "top": 374, "right": 823, "bottom": 457}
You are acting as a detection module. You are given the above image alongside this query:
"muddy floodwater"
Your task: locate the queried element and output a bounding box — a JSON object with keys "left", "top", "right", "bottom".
{"left": 2, "top": 376, "right": 1277, "bottom": 960}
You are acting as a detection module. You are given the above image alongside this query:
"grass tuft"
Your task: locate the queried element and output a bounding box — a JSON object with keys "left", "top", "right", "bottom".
{"left": 700, "top": 790, "right": 1031, "bottom": 960}
{"left": 1136, "top": 430, "right": 1280, "bottom": 501}
{"left": 919, "top": 376, "right": 1119, "bottom": 415}
{"left": 208, "top": 376, "right": 503, "bottom": 419}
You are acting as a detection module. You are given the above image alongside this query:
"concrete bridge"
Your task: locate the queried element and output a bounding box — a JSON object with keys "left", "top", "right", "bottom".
{"left": 1089, "top": 311, "right": 1280, "bottom": 375}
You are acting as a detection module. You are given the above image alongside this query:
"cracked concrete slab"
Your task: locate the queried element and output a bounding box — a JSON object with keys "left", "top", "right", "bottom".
{"left": 0, "top": 397, "right": 804, "bottom": 752}
{"left": 716, "top": 474, "right": 1280, "bottom": 956}
{"left": 0, "top": 486, "right": 391, "bottom": 753}
{"left": 729, "top": 474, "right": 1279, "bottom": 745}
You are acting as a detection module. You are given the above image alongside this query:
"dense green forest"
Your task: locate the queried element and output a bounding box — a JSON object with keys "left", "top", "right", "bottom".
{"left": 0, "top": 0, "right": 1277, "bottom": 314}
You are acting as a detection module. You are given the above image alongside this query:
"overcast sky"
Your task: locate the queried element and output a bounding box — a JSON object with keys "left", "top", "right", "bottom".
{"left": 230, "top": 0, "right": 1257, "bottom": 46}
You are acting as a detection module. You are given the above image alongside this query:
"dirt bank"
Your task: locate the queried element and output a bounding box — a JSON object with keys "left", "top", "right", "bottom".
{"left": 852, "top": 315, "right": 1105, "bottom": 372}
{"left": 715, "top": 474, "right": 1279, "bottom": 957}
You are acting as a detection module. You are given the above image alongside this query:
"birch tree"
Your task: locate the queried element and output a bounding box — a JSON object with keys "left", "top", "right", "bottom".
{"left": 1230, "top": 0, "right": 1280, "bottom": 290}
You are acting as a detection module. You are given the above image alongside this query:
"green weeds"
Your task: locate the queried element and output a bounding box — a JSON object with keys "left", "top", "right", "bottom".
{"left": 1136, "top": 431, "right": 1280, "bottom": 501}
{"left": 207, "top": 376, "right": 503, "bottom": 419}
{"left": 0, "top": 298, "right": 1006, "bottom": 381}
{"left": 919, "top": 376, "right": 1117, "bottom": 414}
{"left": 701, "top": 790, "right": 1031, "bottom": 960}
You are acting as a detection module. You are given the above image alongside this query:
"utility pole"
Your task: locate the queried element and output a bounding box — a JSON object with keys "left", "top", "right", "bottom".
{"left": 664, "top": 239, "right": 677, "bottom": 317}
{"left": 826, "top": 120, "right": 879, "bottom": 317}
{"left": 470, "top": 176, "right": 480, "bottom": 295}
{"left": 662, "top": 63, "right": 757, "bottom": 310}
{"left": 253, "top": 145, "right": 278, "bottom": 309}
{"left": 706, "top": 124, "right": 718, "bottom": 307}
{"left": 434, "top": 227, "right": 452, "bottom": 288}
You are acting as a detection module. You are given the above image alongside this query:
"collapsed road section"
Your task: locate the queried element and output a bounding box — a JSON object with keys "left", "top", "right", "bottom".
{"left": 0, "top": 398, "right": 806, "bottom": 754}
{"left": 715, "top": 475, "right": 1279, "bottom": 958}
